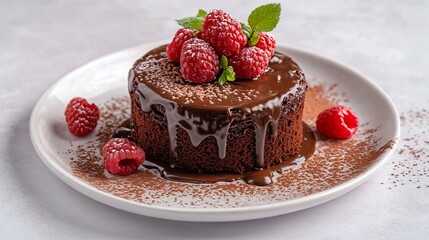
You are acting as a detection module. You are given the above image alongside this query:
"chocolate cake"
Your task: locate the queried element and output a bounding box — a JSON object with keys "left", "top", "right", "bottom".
{"left": 128, "top": 45, "right": 307, "bottom": 173}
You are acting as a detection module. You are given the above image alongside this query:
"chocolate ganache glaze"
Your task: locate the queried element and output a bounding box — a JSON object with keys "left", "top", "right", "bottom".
{"left": 129, "top": 45, "right": 308, "bottom": 173}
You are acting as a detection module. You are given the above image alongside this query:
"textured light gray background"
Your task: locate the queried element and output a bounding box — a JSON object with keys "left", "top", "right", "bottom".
{"left": 1, "top": 0, "right": 428, "bottom": 239}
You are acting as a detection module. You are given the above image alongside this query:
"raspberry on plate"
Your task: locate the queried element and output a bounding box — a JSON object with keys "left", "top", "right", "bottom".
{"left": 64, "top": 97, "right": 99, "bottom": 137}
{"left": 316, "top": 106, "right": 359, "bottom": 139}
{"left": 103, "top": 138, "right": 146, "bottom": 176}
{"left": 229, "top": 47, "right": 270, "bottom": 79}
{"left": 180, "top": 38, "right": 219, "bottom": 83}
{"left": 166, "top": 28, "right": 197, "bottom": 62}
{"left": 201, "top": 9, "right": 247, "bottom": 57}
{"left": 255, "top": 32, "right": 276, "bottom": 58}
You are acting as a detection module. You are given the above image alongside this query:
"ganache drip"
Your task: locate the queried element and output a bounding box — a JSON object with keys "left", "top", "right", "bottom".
{"left": 135, "top": 82, "right": 233, "bottom": 158}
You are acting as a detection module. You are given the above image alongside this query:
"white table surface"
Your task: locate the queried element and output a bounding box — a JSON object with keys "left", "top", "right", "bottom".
{"left": 1, "top": 0, "right": 428, "bottom": 239}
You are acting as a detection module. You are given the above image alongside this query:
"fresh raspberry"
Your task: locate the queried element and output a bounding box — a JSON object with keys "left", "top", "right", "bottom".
{"left": 103, "top": 138, "right": 146, "bottom": 176}
{"left": 64, "top": 97, "right": 99, "bottom": 137}
{"left": 166, "top": 28, "right": 197, "bottom": 62}
{"left": 180, "top": 38, "right": 219, "bottom": 83}
{"left": 201, "top": 9, "right": 247, "bottom": 57}
{"left": 316, "top": 106, "right": 359, "bottom": 139}
{"left": 255, "top": 32, "right": 276, "bottom": 58}
{"left": 229, "top": 47, "right": 270, "bottom": 79}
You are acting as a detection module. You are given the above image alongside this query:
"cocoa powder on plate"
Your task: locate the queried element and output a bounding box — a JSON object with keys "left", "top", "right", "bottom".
{"left": 382, "top": 109, "right": 429, "bottom": 189}
{"left": 67, "top": 85, "right": 392, "bottom": 208}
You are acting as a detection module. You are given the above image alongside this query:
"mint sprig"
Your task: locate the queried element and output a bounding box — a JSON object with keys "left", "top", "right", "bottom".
{"left": 248, "top": 3, "right": 281, "bottom": 33}
{"left": 246, "top": 3, "right": 281, "bottom": 46}
{"left": 196, "top": 9, "right": 207, "bottom": 18}
{"left": 176, "top": 9, "right": 207, "bottom": 30}
{"left": 218, "top": 55, "right": 236, "bottom": 85}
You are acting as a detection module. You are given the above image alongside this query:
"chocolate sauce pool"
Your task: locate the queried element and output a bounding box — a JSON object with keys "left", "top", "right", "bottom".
{"left": 112, "top": 120, "right": 315, "bottom": 186}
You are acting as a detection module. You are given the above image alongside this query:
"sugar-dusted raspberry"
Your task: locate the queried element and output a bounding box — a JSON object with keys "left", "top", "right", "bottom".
{"left": 64, "top": 97, "right": 99, "bottom": 137}
{"left": 180, "top": 38, "right": 219, "bottom": 83}
{"left": 201, "top": 9, "right": 247, "bottom": 57}
{"left": 166, "top": 28, "right": 197, "bottom": 62}
{"left": 255, "top": 32, "right": 276, "bottom": 58}
{"left": 316, "top": 106, "right": 359, "bottom": 139}
{"left": 229, "top": 47, "right": 270, "bottom": 79}
{"left": 103, "top": 138, "right": 146, "bottom": 176}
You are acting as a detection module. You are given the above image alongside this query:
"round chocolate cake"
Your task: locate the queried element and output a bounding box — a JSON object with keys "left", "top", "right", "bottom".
{"left": 128, "top": 45, "right": 307, "bottom": 173}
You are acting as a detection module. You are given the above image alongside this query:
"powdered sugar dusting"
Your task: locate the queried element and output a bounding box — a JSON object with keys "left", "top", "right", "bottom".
{"left": 65, "top": 84, "right": 389, "bottom": 208}
{"left": 270, "top": 56, "right": 282, "bottom": 64}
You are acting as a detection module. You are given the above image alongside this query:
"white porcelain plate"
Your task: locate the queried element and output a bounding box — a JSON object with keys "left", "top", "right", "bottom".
{"left": 30, "top": 42, "right": 400, "bottom": 222}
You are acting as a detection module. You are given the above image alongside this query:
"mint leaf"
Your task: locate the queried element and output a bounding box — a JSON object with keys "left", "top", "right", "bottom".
{"left": 176, "top": 17, "right": 204, "bottom": 30}
{"left": 248, "top": 34, "right": 260, "bottom": 46}
{"left": 225, "top": 66, "right": 235, "bottom": 81}
{"left": 248, "top": 3, "right": 281, "bottom": 33}
{"left": 196, "top": 9, "right": 207, "bottom": 18}
{"left": 240, "top": 22, "right": 252, "bottom": 38}
{"left": 218, "top": 57, "right": 236, "bottom": 85}
{"left": 218, "top": 72, "right": 228, "bottom": 85}
{"left": 176, "top": 9, "right": 207, "bottom": 30}
{"left": 220, "top": 55, "right": 228, "bottom": 69}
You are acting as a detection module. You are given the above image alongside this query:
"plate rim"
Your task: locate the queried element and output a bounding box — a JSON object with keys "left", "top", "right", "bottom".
{"left": 29, "top": 42, "right": 401, "bottom": 221}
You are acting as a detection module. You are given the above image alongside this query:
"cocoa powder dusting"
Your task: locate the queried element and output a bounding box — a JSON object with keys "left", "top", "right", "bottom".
{"left": 382, "top": 109, "right": 429, "bottom": 189}
{"left": 67, "top": 84, "right": 390, "bottom": 208}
